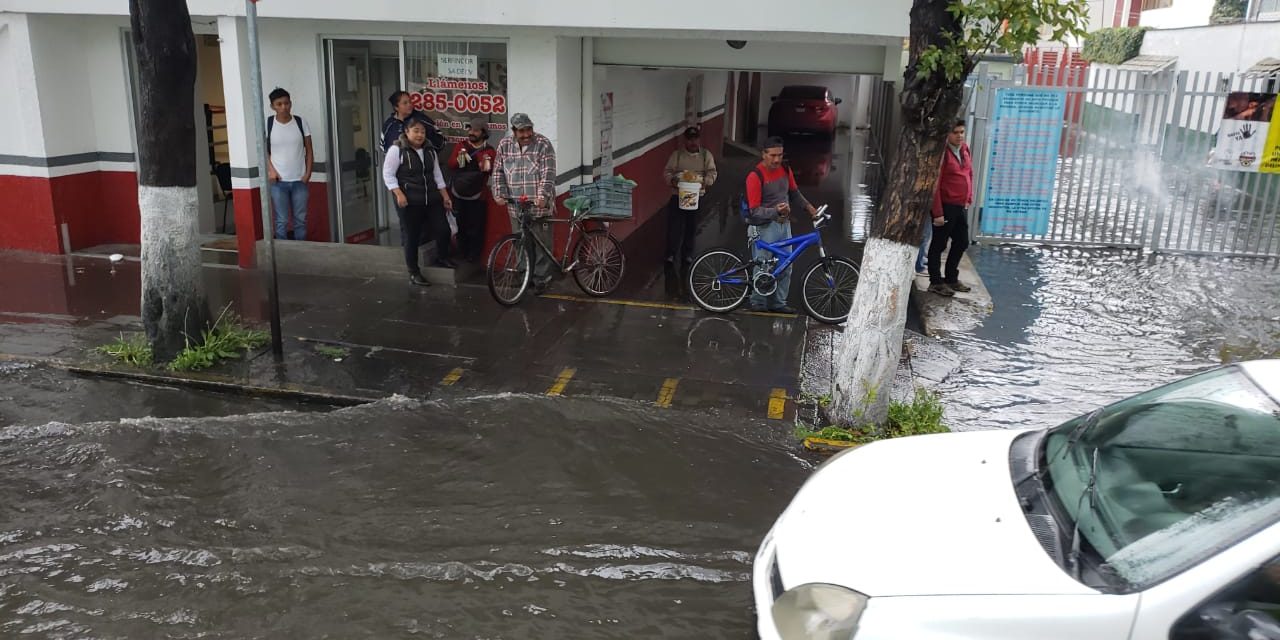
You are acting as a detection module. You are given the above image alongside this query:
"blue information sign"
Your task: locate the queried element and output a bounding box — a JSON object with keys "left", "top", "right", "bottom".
{"left": 980, "top": 88, "right": 1066, "bottom": 236}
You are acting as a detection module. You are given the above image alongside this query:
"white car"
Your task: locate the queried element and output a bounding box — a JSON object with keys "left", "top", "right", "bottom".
{"left": 756, "top": 360, "right": 1280, "bottom": 640}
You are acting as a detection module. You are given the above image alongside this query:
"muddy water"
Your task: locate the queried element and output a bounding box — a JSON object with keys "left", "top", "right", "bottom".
{"left": 937, "top": 246, "right": 1280, "bottom": 432}
{"left": 0, "top": 395, "right": 810, "bottom": 638}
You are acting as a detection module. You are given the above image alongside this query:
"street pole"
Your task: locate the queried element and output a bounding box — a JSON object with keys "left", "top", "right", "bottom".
{"left": 246, "top": 0, "right": 284, "bottom": 360}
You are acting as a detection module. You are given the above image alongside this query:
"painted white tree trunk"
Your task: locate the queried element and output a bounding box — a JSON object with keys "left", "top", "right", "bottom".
{"left": 831, "top": 237, "right": 918, "bottom": 426}
{"left": 140, "top": 185, "right": 206, "bottom": 361}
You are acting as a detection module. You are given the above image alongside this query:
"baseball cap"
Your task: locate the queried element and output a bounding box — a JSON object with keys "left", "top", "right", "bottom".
{"left": 510, "top": 113, "right": 534, "bottom": 130}
{"left": 683, "top": 125, "right": 702, "bottom": 138}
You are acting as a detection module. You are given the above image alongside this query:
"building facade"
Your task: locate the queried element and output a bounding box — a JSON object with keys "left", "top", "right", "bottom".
{"left": 0, "top": 0, "right": 908, "bottom": 268}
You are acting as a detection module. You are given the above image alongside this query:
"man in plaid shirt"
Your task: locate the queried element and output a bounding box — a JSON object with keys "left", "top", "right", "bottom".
{"left": 492, "top": 113, "right": 557, "bottom": 291}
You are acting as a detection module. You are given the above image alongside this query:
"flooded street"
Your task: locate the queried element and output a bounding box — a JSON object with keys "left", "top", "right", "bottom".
{"left": 936, "top": 245, "right": 1280, "bottom": 432}
{"left": 1, "top": 395, "right": 809, "bottom": 638}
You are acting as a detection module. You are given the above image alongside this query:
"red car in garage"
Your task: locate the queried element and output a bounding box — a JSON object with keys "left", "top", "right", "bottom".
{"left": 768, "top": 85, "right": 841, "bottom": 137}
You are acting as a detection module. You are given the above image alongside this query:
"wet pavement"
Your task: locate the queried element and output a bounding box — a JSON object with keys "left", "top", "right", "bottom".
{"left": 931, "top": 244, "right": 1280, "bottom": 432}
{"left": 0, "top": 395, "right": 812, "bottom": 638}
{"left": 0, "top": 135, "right": 873, "bottom": 637}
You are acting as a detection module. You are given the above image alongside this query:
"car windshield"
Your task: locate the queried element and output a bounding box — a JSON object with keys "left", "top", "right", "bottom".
{"left": 1045, "top": 365, "right": 1280, "bottom": 590}
{"left": 779, "top": 86, "right": 828, "bottom": 100}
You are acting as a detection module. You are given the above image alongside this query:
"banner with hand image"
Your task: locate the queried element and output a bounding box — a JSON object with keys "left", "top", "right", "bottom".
{"left": 1211, "top": 92, "right": 1280, "bottom": 174}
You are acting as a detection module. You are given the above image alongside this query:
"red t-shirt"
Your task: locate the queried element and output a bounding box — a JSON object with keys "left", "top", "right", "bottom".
{"left": 746, "top": 163, "right": 798, "bottom": 208}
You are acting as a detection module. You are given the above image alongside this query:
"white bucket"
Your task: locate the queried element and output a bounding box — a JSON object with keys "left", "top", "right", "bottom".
{"left": 677, "top": 182, "right": 701, "bottom": 210}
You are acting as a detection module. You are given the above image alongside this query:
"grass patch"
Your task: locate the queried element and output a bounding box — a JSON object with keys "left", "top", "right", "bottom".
{"left": 796, "top": 387, "right": 949, "bottom": 444}
{"left": 314, "top": 344, "right": 350, "bottom": 360}
{"left": 169, "top": 308, "right": 269, "bottom": 372}
{"left": 95, "top": 333, "right": 154, "bottom": 367}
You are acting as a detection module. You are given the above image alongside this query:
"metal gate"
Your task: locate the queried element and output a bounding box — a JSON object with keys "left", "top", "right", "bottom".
{"left": 968, "top": 63, "right": 1280, "bottom": 257}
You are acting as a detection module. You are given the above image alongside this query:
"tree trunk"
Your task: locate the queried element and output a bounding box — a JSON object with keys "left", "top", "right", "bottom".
{"left": 130, "top": 0, "right": 208, "bottom": 361}
{"left": 830, "top": 0, "right": 968, "bottom": 427}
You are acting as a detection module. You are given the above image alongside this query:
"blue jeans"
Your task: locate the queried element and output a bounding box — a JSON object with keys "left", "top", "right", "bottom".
{"left": 270, "top": 180, "right": 308, "bottom": 240}
{"left": 915, "top": 217, "right": 932, "bottom": 272}
{"left": 748, "top": 219, "right": 792, "bottom": 310}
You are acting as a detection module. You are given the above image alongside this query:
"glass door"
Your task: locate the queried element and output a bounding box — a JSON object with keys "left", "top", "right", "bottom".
{"left": 326, "top": 40, "right": 378, "bottom": 244}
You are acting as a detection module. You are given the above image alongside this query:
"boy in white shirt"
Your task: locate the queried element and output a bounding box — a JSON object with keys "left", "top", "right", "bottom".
{"left": 266, "top": 87, "right": 314, "bottom": 240}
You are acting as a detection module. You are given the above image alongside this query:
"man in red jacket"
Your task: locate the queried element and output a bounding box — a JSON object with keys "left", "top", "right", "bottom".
{"left": 927, "top": 120, "right": 974, "bottom": 296}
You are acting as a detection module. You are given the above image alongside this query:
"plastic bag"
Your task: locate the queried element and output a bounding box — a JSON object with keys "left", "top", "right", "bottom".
{"left": 446, "top": 211, "right": 458, "bottom": 236}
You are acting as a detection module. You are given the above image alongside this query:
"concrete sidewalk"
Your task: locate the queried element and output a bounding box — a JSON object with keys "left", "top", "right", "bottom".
{"left": 0, "top": 250, "right": 815, "bottom": 421}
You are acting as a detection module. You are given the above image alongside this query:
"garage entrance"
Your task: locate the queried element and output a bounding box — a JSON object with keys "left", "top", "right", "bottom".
{"left": 569, "top": 64, "right": 894, "bottom": 305}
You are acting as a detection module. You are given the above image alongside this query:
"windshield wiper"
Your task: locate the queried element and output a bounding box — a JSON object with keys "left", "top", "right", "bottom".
{"left": 1058, "top": 408, "right": 1104, "bottom": 461}
{"left": 1066, "top": 447, "right": 1101, "bottom": 581}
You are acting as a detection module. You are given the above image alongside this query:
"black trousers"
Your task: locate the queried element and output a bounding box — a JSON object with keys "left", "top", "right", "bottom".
{"left": 665, "top": 196, "right": 700, "bottom": 263}
{"left": 398, "top": 200, "right": 450, "bottom": 273}
{"left": 928, "top": 203, "right": 970, "bottom": 284}
{"left": 665, "top": 196, "right": 700, "bottom": 295}
{"left": 453, "top": 197, "right": 488, "bottom": 261}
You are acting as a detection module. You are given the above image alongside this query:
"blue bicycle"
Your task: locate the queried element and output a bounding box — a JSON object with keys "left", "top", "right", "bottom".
{"left": 687, "top": 204, "right": 860, "bottom": 324}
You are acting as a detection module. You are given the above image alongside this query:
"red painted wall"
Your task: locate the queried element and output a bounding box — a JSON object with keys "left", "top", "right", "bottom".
{"left": 53, "top": 171, "right": 141, "bottom": 250}
{"left": 0, "top": 175, "right": 61, "bottom": 253}
{"left": 0, "top": 171, "right": 143, "bottom": 253}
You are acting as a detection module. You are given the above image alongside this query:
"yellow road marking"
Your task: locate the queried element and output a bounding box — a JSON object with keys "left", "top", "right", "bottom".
{"left": 656, "top": 378, "right": 679, "bottom": 408}
{"left": 539, "top": 293, "right": 798, "bottom": 317}
{"left": 441, "top": 368, "right": 464, "bottom": 386}
{"left": 541, "top": 293, "right": 693, "bottom": 311}
{"left": 546, "top": 368, "right": 577, "bottom": 396}
{"left": 768, "top": 388, "right": 788, "bottom": 420}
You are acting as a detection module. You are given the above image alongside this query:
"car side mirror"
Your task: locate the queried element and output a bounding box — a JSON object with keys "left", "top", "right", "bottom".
{"left": 1199, "top": 604, "right": 1280, "bottom": 640}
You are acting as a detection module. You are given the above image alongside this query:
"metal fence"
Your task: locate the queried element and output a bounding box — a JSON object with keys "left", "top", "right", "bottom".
{"left": 967, "top": 64, "right": 1280, "bottom": 258}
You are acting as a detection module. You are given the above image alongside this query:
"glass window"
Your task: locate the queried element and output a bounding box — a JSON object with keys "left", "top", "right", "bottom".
{"left": 403, "top": 41, "right": 508, "bottom": 145}
{"left": 1045, "top": 366, "right": 1280, "bottom": 590}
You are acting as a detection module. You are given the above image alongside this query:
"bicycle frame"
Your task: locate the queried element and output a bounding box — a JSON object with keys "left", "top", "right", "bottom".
{"left": 514, "top": 205, "right": 597, "bottom": 274}
{"left": 718, "top": 228, "right": 827, "bottom": 285}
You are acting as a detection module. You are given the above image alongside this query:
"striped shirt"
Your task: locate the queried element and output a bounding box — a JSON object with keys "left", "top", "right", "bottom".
{"left": 491, "top": 133, "right": 557, "bottom": 216}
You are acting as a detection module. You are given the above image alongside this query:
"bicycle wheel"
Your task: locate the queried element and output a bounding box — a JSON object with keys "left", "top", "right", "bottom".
{"left": 801, "top": 256, "right": 860, "bottom": 324}
{"left": 571, "top": 230, "right": 625, "bottom": 297}
{"left": 487, "top": 234, "right": 531, "bottom": 306}
{"left": 688, "top": 248, "right": 750, "bottom": 313}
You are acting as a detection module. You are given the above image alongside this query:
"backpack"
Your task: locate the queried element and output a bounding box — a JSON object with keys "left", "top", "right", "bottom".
{"left": 266, "top": 115, "right": 305, "bottom": 155}
{"left": 738, "top": 166, "right": 766, "bottom": 225}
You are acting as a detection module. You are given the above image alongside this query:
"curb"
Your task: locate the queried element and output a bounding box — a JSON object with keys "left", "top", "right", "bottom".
{"left": 802, "top": 437, "right": 862, "bottom": 454}
{"left": 2, "top": 353, "right": 375, "bottom": 407}
{"left": 64, "top": 365, "right": 377, "bottom": 406}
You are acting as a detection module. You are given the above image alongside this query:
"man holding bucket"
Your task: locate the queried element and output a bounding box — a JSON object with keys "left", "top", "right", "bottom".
{"left": 662, "top": 125, "right": 718, "bottom": 299}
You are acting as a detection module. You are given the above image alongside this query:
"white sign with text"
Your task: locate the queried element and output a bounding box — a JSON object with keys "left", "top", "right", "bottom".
{"left": 437, "top": 54, "right": 478, "bottom": 79}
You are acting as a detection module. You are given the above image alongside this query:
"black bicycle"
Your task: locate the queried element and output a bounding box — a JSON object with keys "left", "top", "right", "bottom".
{"left": 486, "top": 195, "right": 626, "bottom": 305}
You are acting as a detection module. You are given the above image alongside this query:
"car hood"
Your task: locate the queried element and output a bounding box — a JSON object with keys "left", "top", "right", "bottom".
{"left": 772, "top": 430, "right": 1096, "bottom": 597}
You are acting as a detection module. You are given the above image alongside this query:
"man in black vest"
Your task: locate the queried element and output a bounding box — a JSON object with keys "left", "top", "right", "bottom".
{"left": 381, "top": 120, "right": 454, "bottom": 285}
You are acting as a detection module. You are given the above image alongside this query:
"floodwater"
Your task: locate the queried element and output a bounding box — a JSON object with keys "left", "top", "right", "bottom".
{"left": 935, "top": 245, "right": 1280, "bottom": 432}
{"left": 0, "top": 394, "right": 810, "bottom": 638}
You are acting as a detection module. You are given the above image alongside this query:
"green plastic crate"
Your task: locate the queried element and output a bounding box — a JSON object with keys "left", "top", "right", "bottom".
{"left": 569, "top": 179, "right": 634, "bottom": 220}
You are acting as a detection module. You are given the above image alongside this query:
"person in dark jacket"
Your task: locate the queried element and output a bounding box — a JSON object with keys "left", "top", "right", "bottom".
{"left": 382, "top": 120, "right": 454, "bottom": 285}
{"left": 447, "top": 118, "right": 497, "bottom": 262}
{"left": 927, "top": 120, "right": 974, "bottom": 297}
{"left": 381, "top": 91, "right": 445, "bottom": 152}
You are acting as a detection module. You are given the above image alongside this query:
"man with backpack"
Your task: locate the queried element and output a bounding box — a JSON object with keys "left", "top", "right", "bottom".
{"left": 662, "top": 125, "right": 718, "bottom": 299}
{"left": 266, "top": 87, "right": 313, "bottom": 240}
{"left": 743, "top": 136, "right": 817, "bottom": 314}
